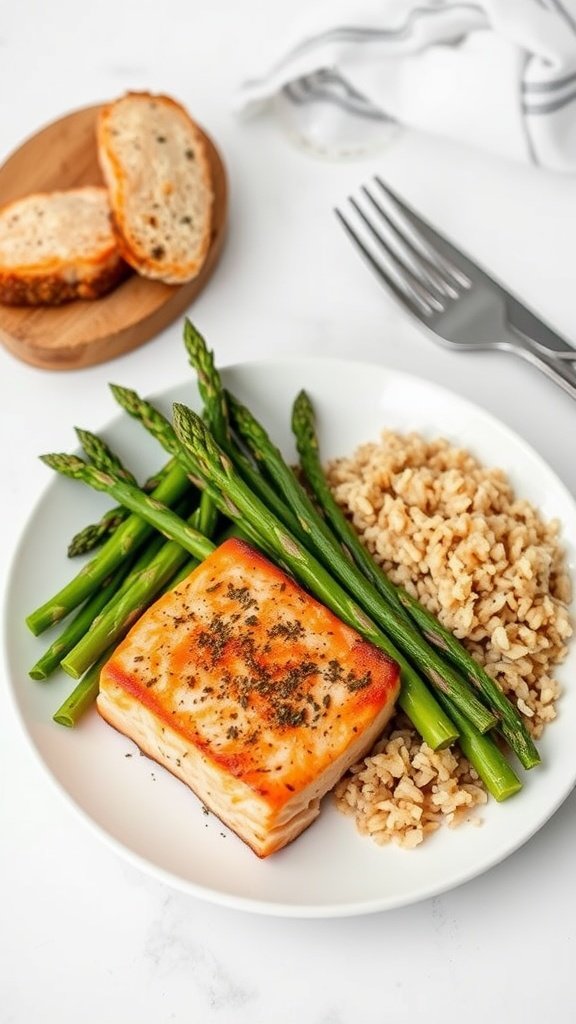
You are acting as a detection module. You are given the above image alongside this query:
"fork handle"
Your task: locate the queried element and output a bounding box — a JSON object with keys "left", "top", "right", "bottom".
{"left": 515, "top": 344, "right": 576, "bottom": 401}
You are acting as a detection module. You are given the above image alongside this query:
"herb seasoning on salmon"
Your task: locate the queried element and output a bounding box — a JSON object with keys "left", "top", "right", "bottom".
{"left": 97, "top": 538, "right": 400, "bottom": 857}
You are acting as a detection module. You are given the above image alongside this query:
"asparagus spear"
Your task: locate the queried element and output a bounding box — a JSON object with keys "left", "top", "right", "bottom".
{"left": 110, "top": 376, "right": 303, "bottom": 539}
{"left": 183, "top": 321, "right": 231, "bottom": 540}
{"left": 75, "top": 427, "right": 138, "bottom": 484}
{"left": 182, "top": 330, "right": 455, "bottom": 743}
{"left": 47, "top": 432, "right": 516, "bottom": 797}
{"left": 44, "top": 449, "right": 275, "bottom": 584}
{"left": 182, "top": 340, "right": 223, "bottom": 539}
{"left": 63, "top": 484, "right": 221, "bottom": 680}
{"left": 26, "top": 459, "right": 190, "bottom": 636}
{"left": 53, "top": 649, "right": 112, "bottom": 728}
{"left": 53, "top": 549, "right": 201, "bottom": 728}
{"left": 55, "top": 485, "right": 222, "bottom": 720}
{"left": 109, "top": 384, "right": 182, "bottom": 457}
{"left": 53, "top": 434, "right": 518, "bottom": 791}
{"left": 33, "top": 449, "right": 184, "bottom": 673}
{"left": 67, "top": 431, "right": 164, "bottom": 557}
{"left": 183, "top": 319, "right": 319, "bottom": 543}
{"left": 68, "top": 506, "right": 129, "bottom": 558}
{"left": 66, "top": 428, "right": 137, "bottom": 556}
{"left": 172, "top": 404, "right": 469, "bottom": 749}
{"left": 183, "top": 320, "right": 230, "bottom": 444}
{"left": 433, "top": 689, "right": 522, "bottom": 801}
{"left": 107, "top": 392, "right": 260, "bottom": 554}
{"left": 173, "top": 404, "right": 528, "bottom": 795}
{"left": 226, "top": 390, "right": 496, "bottom": 735}
{"left": 292, "top": 389, "right": 540, "bottom": 772}
{"left": 29, "top": 564, "right": 129, "bottom": 679}
{"left": 110, "top": 382, "right": 275, "bottom": 556}
{"left": 193, "top": 491, "right": 218, "bottom": 537}
{"left": 61, "top": 508, "right": 201, "bottom": 679}
{"left": 68, "top": 460, "right": 175, "bottom": 557}
{"left": 39, "top": 454, "right": 215, "bottom": 561}
{"left": 396, "top": 589, "right": 540, "bottom": 767}
{"left": 38, "top": 417, "right": 457, "bottom": 750}
{"left": 292, "top": 390, "right": 406, "bottom": 612}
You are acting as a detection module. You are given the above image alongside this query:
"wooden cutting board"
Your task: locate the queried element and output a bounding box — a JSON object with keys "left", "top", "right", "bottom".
{"left": 0, "top": 104, "right": 228, "bottom": 370}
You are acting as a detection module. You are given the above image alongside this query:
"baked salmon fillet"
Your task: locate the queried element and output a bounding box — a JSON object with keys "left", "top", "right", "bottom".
{"left": 97, "top": 537, "right": 400, "bottom": 857}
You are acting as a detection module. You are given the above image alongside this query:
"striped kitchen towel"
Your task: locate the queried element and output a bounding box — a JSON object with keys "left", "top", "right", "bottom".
{"left": 234, "top": 0, "right": 576, "bottom": 171}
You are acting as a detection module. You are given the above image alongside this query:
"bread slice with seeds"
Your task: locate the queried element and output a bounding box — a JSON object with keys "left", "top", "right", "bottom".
{"left": 97, "top": 92, "right": 214, "bottom": 285}
{"left": 0, "top": 187, "right": 127, "bottom": 306}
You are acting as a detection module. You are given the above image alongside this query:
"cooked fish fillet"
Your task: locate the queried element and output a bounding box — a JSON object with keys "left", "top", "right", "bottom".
{"left": 98, "top": 537, "right": 400, "bottom": 857}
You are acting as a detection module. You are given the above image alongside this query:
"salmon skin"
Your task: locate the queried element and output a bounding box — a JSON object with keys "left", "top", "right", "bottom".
{"left": 98, "top": 537, "right": 400, "bottom": 857}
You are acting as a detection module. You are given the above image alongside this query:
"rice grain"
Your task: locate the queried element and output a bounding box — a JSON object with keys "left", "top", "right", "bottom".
{"left": 329, "top": 430, "right": 572, "bottom": 848}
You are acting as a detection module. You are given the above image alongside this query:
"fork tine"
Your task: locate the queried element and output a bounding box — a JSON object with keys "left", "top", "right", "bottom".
{"left": 374, "top": 176, "right": 471, "bottom": 290}
{"left": 360, "top": 184, "right": 459, "bottom": 300}
{"left": 344, "top": 195, "right": 444, "bottom": 311}
{"left": 347, "top": 197, "right": 445, "bottom": 313}
{"left": 334, "top": 206, "right": 437, "bottom": 318}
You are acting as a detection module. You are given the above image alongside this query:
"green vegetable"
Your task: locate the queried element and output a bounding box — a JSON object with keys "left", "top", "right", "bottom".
{"left": 67, "top": 506, "right": 130, "bottom": 559}
{"left": 434, "top": 690, "right": 522, "bottom": 801}
{"left": 291, "top": 388, "right": 540, "bottom": 772}
{"left": 172, "top": 403, "right": 464, "bottom": 750}
{"left": 38, "top": 453, "right": 215, "bottom": 563}
{"left": 53, "top": 650, "right": 112, "bottom": 728}
{"left": 52, "top": 552, "right": 201, "bottom": 729}
{"left": 174, "top": 402, "right": 526, "bottom": 798}
{"left": 226, "top": 389, "right": 495, "bottom": 735}
{"left": 183, "top": 319, "right": 230, "bottom": 445}
{"left": 67, "top": 456, "right": 175, "bottom": 558}
{"left": 26, "top": 459, "right": 191, "bottom": 636}
{"left": 61, "top": 507, "right": 201, "bottom": 680}
{"left": 112, "top": 346, "right": 304, "bottom": 538}
{"left": 29, "top": 565, "right": 129, "bottom": 680}
{"left": 75, "top": 426, "right": 139, "bottom": 484}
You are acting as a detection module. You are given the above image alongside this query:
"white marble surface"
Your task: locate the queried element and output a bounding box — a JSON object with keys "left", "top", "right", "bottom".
{"left": 2, "top": 2, "right": 576, "bottom": 1021}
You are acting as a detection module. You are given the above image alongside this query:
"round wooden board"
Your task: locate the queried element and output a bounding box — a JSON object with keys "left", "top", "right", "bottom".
{"left": 0, "top": 104, "right": 228, "bottom": 370}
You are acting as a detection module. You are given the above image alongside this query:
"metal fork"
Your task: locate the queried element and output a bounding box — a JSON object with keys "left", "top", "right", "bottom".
{"left": 335, "top": 176, "right": 576, "bottom": 400}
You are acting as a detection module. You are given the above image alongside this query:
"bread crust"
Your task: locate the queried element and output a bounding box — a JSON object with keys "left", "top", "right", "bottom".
{"left": 0, "top": 187, "right": 127, "bottom": 306}
{"left": 0, "top": 259, "right": 127, "bottom": 306}
{"left": 97, "top": 92, "right": 214, "bottom": 284}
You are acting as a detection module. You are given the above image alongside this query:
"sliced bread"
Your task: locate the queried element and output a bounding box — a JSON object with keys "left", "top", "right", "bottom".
{"left": 0, "top": 186, "right": 126, "bottom": 306}
{"left": 97, "top": 92, "right": 214, "bottom": 285}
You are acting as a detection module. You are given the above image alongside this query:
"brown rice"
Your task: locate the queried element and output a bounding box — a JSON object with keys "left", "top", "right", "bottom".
{"left": 329, "top": 430, "right": 573, "bottom": 848}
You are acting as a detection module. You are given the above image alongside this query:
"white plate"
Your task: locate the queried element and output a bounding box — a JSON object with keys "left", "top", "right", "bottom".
{"left": 5, "top": 358, "right": 576, "bottom": 917}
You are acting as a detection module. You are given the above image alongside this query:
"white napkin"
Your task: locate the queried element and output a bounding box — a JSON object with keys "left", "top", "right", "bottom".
{"left": 234, "top": 0, "right": 576, "bottom": 172}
